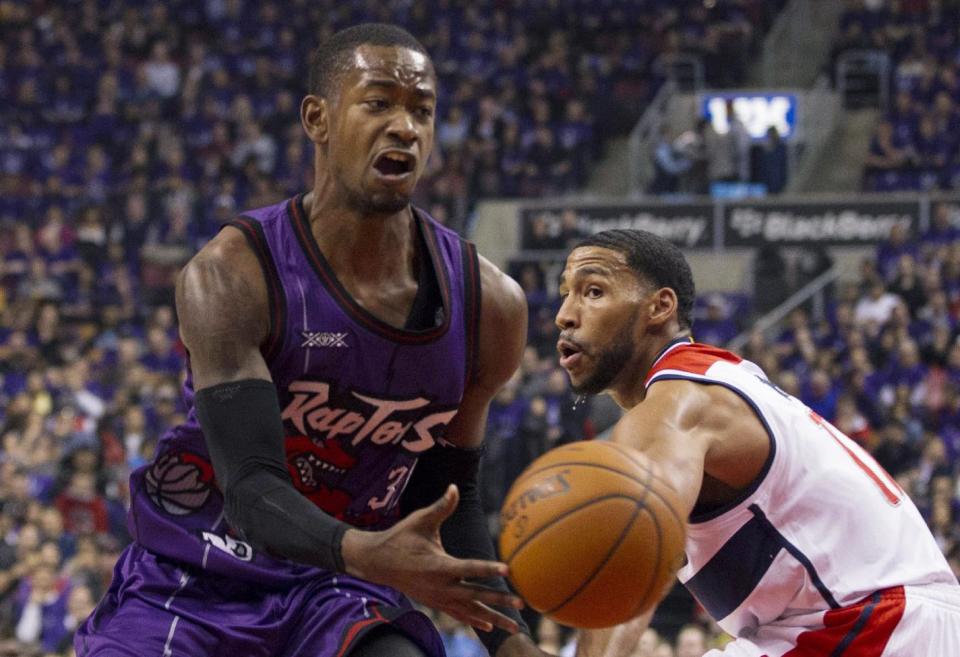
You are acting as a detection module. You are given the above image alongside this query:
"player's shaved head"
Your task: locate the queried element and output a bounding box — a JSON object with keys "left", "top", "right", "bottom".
{"left": 308, "top": 23, "right": 430, "bottom": 99}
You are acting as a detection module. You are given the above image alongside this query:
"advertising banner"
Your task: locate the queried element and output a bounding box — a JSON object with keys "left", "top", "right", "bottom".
{"left": 519, "top": 204, "right": 715, "bottom": 250}
{"left": 723, "top": 200, "right": 919, "bottom": 246}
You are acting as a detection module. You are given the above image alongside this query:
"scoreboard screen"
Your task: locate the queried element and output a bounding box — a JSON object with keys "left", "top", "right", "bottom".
{"left": 702, "top": 93, "right": 798, "bottom": 141}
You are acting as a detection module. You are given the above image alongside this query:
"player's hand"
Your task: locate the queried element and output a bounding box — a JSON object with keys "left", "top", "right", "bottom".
{"left": 341, "top": 484, "right": 524, "bottom": 634}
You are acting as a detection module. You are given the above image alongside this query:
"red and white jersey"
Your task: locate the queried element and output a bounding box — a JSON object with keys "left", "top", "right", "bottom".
{"left": 645, "top": 339, "right": 957, "bottom": 639}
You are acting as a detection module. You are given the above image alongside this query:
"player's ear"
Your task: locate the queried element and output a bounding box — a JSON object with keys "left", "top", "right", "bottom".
{"left": 300, "top": 94, "right": 329, "bottom": 145}
{"left": 648, "top": 287, "right": 678, "bottom": 328}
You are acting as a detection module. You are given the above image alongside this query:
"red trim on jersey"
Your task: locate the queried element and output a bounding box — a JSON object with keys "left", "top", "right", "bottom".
{"left": 644, "top": 343, "right": 742, "bottom": 387}
{"left": 783, "top": 586, "right": 905, "bottom": 656}
{"left": 334, "top": 606, "right": 388, "bottom": 657}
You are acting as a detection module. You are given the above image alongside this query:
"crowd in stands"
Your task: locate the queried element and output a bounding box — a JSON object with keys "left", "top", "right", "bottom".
{"left": 834, "top": 0, "right": 960, "bottom": 191}
{"left": 0, "top": 0, "right": 786, "bottom": 246}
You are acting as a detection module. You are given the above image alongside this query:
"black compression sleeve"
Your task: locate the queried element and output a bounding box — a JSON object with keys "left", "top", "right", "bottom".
{"left": 402, "top": 444, "right": 530, "bottom": 655}
{"left": 194, "top": 379, "right": 348, "bottom": 572}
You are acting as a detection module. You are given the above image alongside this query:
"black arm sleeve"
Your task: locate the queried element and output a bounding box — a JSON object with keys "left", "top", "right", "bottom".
{"left": 194, "top": 379, "right": 348, "bottom": 572}
{"left": 401, "top": 443, "right": 530, "bottom": 655}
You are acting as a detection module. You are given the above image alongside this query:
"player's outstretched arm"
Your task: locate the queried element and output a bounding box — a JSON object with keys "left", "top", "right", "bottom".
{"left": 576, "top": 380, "right": 715, "bottom": 657}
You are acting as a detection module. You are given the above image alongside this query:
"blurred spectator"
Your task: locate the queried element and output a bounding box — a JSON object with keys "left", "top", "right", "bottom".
{"left": 654, "top": 641, "right": 676, "bottom": 657}
{"left": 750, "top": 126, "right": 788, "bottom": 194}
{"left": 694, "top": 295, "right": 738, "bottom": 346}
{"left": 54, "top": 472, "right": 107, "bottom": 537}
{"left": 718, "top": 100, "right": 751, "bottom": 184}
{"left": 649, "top": 126, "right": 692, "bottom": 195}
{"left": 675, "top": 624, "right": 708, "bottom": 657}
{"left": 854, "top": 279, "right": 902, "bottom": 326}
{"left": 13, "top": 564, "right": 68, "bottom": 653}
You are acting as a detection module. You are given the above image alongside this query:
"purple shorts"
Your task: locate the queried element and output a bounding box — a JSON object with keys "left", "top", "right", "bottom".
{"left": 75, "top": 544, "right": 445, "bottom": 657}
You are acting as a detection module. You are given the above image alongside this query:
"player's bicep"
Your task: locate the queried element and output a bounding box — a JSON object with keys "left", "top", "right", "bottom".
{"left": 611, "top": 380, "right": 712, "bottom": 517}
{"left": 176, "top": 227, "right": 272, "bottom": 390}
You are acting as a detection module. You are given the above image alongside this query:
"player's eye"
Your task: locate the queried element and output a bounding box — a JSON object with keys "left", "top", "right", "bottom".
{"left": 416, "top": 106, "right": 434, "bottom": 119}
{"left": 365, "top": 99, "right": 389, "bottom": 111}
{"left": 585, "top": 286, "right": 603, "bottom": 299}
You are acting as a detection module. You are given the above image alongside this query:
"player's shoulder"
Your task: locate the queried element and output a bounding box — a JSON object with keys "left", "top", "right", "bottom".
{"left": 187, "top": 222, "right": 260, "bottom": 275}
{"left": 176, "top": 221, "right": 269, "bottom": 321}
{"left": 645, "top": 340, "right": 744, "bottom": 387}
{"left": 476, "top": 252, "right": 526, "bottom": 325}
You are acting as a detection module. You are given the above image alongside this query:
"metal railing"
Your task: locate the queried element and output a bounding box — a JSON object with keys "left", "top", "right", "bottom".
{"left": 653, "top": 53, "right": 705, "bottom": 93}
{"left": 728, "top": 265, "right": 841, "bottom": 352}
{"left": 627, "top": 79, "right": 678, "bottom": 196}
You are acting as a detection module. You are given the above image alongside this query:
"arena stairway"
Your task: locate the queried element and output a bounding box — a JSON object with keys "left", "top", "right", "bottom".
{"left": 792, "top": 108, "right": 879, "bottom": 193}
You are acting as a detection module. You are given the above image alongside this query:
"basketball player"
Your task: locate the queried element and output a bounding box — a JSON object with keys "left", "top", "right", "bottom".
{"left": 77, "top": 25, "right": 548, "bottom": 657}
{"left": 554, "top": 230, "right": 960, "bottom": 656}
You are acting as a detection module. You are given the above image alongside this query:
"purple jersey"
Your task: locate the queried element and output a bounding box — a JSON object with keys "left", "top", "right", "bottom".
{"left": 126, "top": 194, "right": 481, "bottom": 585}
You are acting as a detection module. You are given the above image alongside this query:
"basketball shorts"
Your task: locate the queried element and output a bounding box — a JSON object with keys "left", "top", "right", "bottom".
{"left": 75, "top": 543, "right": 446, "bottom": 657}
{"left": 704, "top": 583, "right": 960, "bottom": 657}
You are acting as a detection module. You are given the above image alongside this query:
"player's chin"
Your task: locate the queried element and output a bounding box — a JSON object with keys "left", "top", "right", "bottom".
{"left": 364, "top": 190, "right": 412, "bottom": 215}
{"left": 564, "top": 368, "right": 591, "bottom": 393}
{"left": 568, "top": 369, "right": 608, "bottom": 396}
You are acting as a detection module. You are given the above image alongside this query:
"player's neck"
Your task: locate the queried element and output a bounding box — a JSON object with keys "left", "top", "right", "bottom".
{"left": 301, "top": 190, "right": 416, "bottom": 283}
{"left": 608, "top": 330, "right": 690, "bottom": 409}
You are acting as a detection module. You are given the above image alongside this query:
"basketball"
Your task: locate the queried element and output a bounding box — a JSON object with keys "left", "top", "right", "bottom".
{"left": 499, "top": 441, "right": 686, "bottom": 629}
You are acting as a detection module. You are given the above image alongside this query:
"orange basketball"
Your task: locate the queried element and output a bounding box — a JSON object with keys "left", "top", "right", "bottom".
{"left": 498, "top": 441, "right": 686, "bottom": 629}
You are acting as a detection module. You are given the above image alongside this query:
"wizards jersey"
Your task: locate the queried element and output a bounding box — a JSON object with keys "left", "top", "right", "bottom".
{"left": 127, "top": 194, "right": 481, "bottom": 584}
{"left": 644, "top": 340, "right": 957, "bottom": 638}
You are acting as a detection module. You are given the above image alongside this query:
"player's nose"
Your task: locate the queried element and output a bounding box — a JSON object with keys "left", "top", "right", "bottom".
{"left": 386, "top": 112, "right": 418, "bottom": 145}
{"left": 555, "top": 297, "right": 578, "bottom": 330}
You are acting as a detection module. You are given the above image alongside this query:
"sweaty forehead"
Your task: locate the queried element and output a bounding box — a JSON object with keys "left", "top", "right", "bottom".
{"left": 350, "top": 45, "right": 435, "bottom": 87}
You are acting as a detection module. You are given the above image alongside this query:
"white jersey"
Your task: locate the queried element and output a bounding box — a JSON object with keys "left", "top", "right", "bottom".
{"left": 644, "top": 339, "right": 957, "bottom": 639}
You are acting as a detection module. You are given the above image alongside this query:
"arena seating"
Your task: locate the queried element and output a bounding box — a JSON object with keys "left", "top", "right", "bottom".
{"left": 835, "top": 0, "right": 960, "bottom": 191}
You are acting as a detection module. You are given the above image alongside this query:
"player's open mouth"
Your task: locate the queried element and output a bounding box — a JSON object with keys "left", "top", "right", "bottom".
{"left": 373, "top": 150, "right": 416, "bottom": 180}
{"left": 558, "top": 339, "right": 583, "bottom": 368}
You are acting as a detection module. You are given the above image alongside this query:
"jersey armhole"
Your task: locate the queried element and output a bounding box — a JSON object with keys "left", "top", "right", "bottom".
{"left": 226, "top": 217, "right": 287, "bottom": 362}
{"left": 460, "top": 240, "right": 482, "bottom": 386}
{"left": 647, "top": 372, "right": 778, "bottom": 524}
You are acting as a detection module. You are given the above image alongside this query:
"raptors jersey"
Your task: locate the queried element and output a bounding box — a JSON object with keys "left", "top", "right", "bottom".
{"left": 645, "top": 339, "right": 956, "bottom": 638}
{"left": 127, "top": 194, "right": 480, "bottom": 585}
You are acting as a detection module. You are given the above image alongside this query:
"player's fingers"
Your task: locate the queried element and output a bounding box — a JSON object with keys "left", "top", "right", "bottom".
{"left": 457, "top": 581, "right": 524, "bottom": 610}
{"left": 442, "top": 605, "right": 494, "bottom": 633}
{"left": 417, "top": 484, "right": 459, "bottom": 529}
{"left": 446, "top": 556, "right": 509, "bottom": 581}
{"left": 460, "top": 600, "right": 521, "bottom": 634}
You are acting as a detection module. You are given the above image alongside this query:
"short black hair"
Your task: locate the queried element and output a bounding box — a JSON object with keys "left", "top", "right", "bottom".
{"left": 308, "top": 23, "right": 430, "bottom": 98}
{"left": 576, "top": 229, "right": 695, "bottom": 330}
